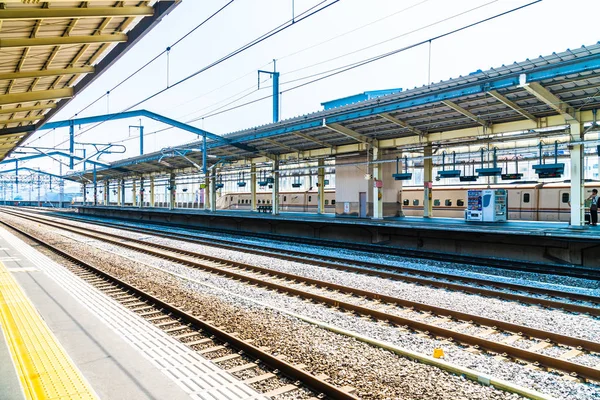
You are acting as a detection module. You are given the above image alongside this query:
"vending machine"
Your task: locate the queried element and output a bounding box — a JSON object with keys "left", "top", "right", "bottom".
{"left": 465, "top": 189, "right": 508, "bottom": 222}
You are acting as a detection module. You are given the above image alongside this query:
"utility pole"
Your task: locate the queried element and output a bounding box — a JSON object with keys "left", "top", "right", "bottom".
{"left": 258, "top": 60, "right": 280, "bottom": 123}
{"left": 129, "top": 119, "right": 144, "bottom": 155}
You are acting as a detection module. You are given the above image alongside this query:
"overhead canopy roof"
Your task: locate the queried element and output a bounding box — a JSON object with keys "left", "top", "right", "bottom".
{"left": 0, "top": 0, "right": 179, "bottom": 161}
{"left": 65, "top": 42, "right": 600, "bottom": 182}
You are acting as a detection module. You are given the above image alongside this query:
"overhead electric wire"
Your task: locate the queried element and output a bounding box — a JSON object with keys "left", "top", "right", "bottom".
{"left": 57, "top": 0, "right": 342, "bottom": 145}
{"left": 282, "top": 0, "right": 498, "bottom": 77}
{"left": 158, "top": 0, "right": 430, "bottom": 118}
{"left": 175, "top": 0, "right": 543, "bottom": 124}
{"left": 69, "top": 0, "right": 237, "bottom": 119}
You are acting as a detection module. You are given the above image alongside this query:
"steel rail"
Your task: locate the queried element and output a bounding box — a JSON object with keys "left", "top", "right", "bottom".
{"left": 26, "top": 209, "right": 600, "bottom": 314}
{"left": 3, "top": 210, "right": 599, "bottom": 382}
{"left": 0, "top": 218, "right": 358, "bottom": 400}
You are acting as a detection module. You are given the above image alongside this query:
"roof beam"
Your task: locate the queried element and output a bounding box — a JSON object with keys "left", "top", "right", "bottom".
{"left": 292, "top": 131, "right": 334, "bottom": 148}
{"left": 519, "top": 80, "right": 577, "bottom": 121}
{"left": 442, "top": 100, "right": 490, "bottom": 127}
{"left": 323, "top": 120, "right": 373, "bottom": 145}
{"left": 264, "top": 138, "right": 298, "bottom": 153}
{"left": 379, "top": 112, "right": 423, "bottom": 136}
{"left": 0, "top": 103, "right": 55, "bottom": 115}
{"left": 487, "top": 90, "right": 537, "bottom": 122}
{"left": 0, "top": 34, "right": 127, "bottom": 49}
{"left": 0, "top": 115, "right": 44, "bottom": 125}
{"left": 0, "top": 66, "right": 94, "bottom": 81}
{"left": 0, "top": 88, "right": 72, "bottom": 106}
{"left": 0, "top": 6, "right": 154, "bottom": 20}
{"left": 0, "top": 115, "right": 43, "bottom": 125}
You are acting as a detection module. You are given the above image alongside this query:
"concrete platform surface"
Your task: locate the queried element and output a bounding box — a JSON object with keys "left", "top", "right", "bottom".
{"left": 0, "top": 226, "right": 266, "bottom": 400}
{"left": 77, "top": 205, "right": 600, "bottom": 241}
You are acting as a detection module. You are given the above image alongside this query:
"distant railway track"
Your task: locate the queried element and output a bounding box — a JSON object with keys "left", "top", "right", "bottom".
{"left": 8, "top": 207, "right": 600, "bottom": 316}
{"left": 3, "top": 208, "right": 600, "bottom": 382}
{"left": 0, "top": 216, "right": 359, "bottom": 400}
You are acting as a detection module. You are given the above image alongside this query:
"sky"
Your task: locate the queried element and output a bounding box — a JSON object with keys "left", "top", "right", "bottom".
{"left": 8, "top": 0, "right": 600, "bottom": 180}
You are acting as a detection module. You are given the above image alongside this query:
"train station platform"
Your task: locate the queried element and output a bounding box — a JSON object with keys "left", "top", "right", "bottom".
{"left": 76, "top": 206, "right": 600, "bottom": 268}
{"left": 0, "top": 224, "right": 264, "bottom": 400}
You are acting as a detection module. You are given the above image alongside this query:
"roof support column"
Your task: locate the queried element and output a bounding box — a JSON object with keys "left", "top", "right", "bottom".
{"left": 570, "top": 122, "right": 584, "bottom": 227}
{"left": 139, "top": 176, "right": 145, "bottom": 208}
{"left": 272, "top": 157, "right": 280, "bottom": 215}
{"left": 210, "top": 169, "right": 217, "bottom": 212}
{"left": 82, "top": 183, "right": 87, "bottom": 206}
{"left": 203, "top": 172, "right": 210, "bottom": 210}
{"left": 423, "top": 145, "right": 433, "bottom": 218}
{"left": 169, "top": 173, "right": 175, "bottom": 210}
{"left": 251, "top": 163, "right": 257, "bottom": 212}
{"left": 372, "top": 146, "right": 383, "bottom": 220}
{"left": 93, "top": 165, "right": 98, "bottom": 206}
{"left": 117, "top": 179, "right": 122, "bottom": 206}
{"left": 132, "top": 180, "right": 137, "bottom": 207}
{"left": 104, "top": 180, "right": 109, "bottom": 206}
{"left": 150, "top": 177, "right": 155, "bottom": 208}
{"left": 317, "top": 159, "right": 325, "bottom": 214}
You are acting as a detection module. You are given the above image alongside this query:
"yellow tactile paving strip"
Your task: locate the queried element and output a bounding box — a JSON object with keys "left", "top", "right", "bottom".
{"left": 0, "top": 261, "right": 97, "bottom": 400}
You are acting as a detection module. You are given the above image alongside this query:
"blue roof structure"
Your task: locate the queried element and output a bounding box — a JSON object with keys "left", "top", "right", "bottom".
{"left": 66, "top": 42, "right": 600, "bottom": 181}
{"left": 321, "top": 89, "right": 403, "bottom": 110}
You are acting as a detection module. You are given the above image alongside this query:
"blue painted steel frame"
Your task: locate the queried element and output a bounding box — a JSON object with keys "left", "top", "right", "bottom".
{"left": 0, "top": 167, "right": 64, "bottom": 180}
{"left": 0, "top": 151, "right": 108, "bottom": 167}
{"left": 221, "top": 52, "right": 600, "bottom": 147}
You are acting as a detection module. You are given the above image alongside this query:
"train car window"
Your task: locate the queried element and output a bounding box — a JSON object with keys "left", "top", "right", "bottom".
{"left": 284, "top": 196, "right": 287, "bottom": 202}
{"left": 562, "top": 193, "right": 569, "bottom": 203}
{"left": 267, "top": 200, "right": 270, "bottom": 204}
{"left": 457, "top": 199, "right": 465, "bottom": 207}
{"left": 309, "top": 196, "right": 312, "bottom": 202}
{"left": 413, "top": 199, "right": 419, "bottom": 206}
{"left": 325, "top": 200, "right": 329, "bottom": 205}
{"left": 403, "top": 199, "right": 409, "bottom": 206}
{"left": 445, "top": 199, "right": 452, "bottom": 206}
{"left": 231, "top": 196, "right": 233, "bottom": 201}
{"left": 331, "top": 200, "right": 336, "bottom": 205}
{"left": 434, "top": 199, "right": 440, "bottom": 206}
{"left": 523, "top": 193, "right": 530, "bottom": 203}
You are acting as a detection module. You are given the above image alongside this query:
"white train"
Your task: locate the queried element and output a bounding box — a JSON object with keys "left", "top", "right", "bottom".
{"left": 73, "top": 182, "right": 599, "bottom": 222}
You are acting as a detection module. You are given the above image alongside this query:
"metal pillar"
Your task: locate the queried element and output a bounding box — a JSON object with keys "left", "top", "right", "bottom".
{"left": 210, "top": 169, "right": 216, "bottom": 212}
{"left": 104, "top": 180, "right": 109, "bottom": 205}
{"left": 69, "top": 120, "right": 75, "bottom": 169}
{"left": 258, "top": 61, "right": 280, "bottom": 123}
{"left": 570, "top": 122, "right": 584, "bottom": 227}
{"left": 93, "top": 165, "right": 98, "bottom": 206}
{"left": 169, "top": 173, "right": 176, "bottom": 210}
{"left": 82, "top": 183, "right": 87, "bottom": 205}
{"left": 117, "top": 180, "right": 122, "bottom": 206}
{"left": 203, "top": 172, "right": 210, "bottom": 210}
{"left": 372, "top": 147, "right": 383, "bottom": 219}
{"left": 251, "top": 163, "right": 257, "bottom": 211}
{"left": 132, "top": 180, "right": 137, "bottom": 207}
{"left": 15, "top": 160, "right": 18, "bottom": 193}
{"left": 317, "top": 159, "right": 325, "bottom": 214}
{"left": 150, "top": 177, "right": 155, "bottom": 207}
{"left": 120, "top": 179, "right": 125, "bottom": 207}
{"left": 139, "top": 176, "right": 144, "bottom": 208}
{"left": 423, "top": 145, "right": 433, "bottom": 218}
{"left": 59, "top": 163, "right": 63, "bottom": 208}
{"left": 271, "top": 157, "right": 280, "bottom": 215}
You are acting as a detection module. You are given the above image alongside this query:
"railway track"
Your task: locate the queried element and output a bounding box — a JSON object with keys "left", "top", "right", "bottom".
{"left": 0, "top": 217, "right": 359, "bottom": 400}
{"left": 3, "top": 208, "right": 600, "bottom": 382}
{"left": 9, "top": 207, "right": 600, "bottom": 316}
